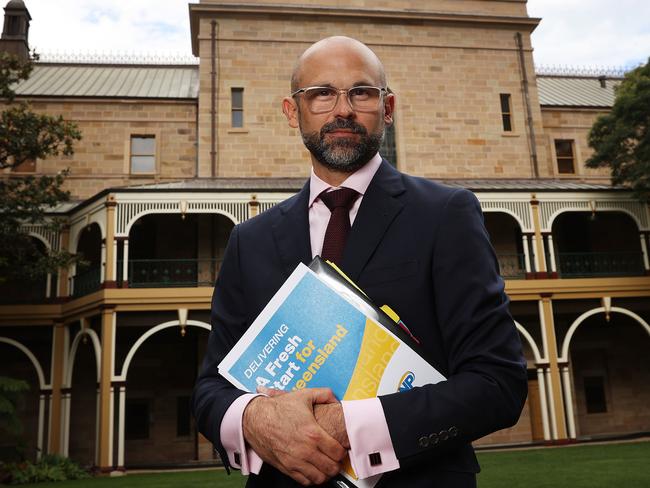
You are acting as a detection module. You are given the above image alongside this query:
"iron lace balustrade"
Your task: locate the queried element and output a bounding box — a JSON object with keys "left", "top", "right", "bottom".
{"left": 496, "top": 253, "right": 526, "bottom": 279}
{"left": 127, "top": 259, "right": 222, "bottom": 288}
{"left": 71, "top": 266, "right": 102, "bottom": 297}
{"left": 557, "top": 252, "right": 645, "bottom": 278}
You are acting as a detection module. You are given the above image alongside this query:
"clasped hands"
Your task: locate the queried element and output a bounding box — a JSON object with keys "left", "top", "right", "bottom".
{"left": 242, "top": 386, "right": 350, "bottom": 486}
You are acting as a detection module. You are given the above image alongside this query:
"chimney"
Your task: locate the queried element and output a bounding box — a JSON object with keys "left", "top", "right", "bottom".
{"left": 0, "top": 0, "right": 31, "bottom": 62}
{"left": 598, "top": 75, "right": 607, "bottom": 89}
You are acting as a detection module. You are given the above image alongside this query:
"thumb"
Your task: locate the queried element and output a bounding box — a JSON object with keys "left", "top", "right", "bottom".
{"left": 257, "top": 386, "right": 287, "bottom": 397}
{"left": 309, "top": 387, "right": 338, "bottom": 404}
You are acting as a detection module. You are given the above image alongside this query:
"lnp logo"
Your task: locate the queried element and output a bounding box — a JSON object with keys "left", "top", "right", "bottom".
{"left": 398, "top": 371, "right": 415, "bottom": 392}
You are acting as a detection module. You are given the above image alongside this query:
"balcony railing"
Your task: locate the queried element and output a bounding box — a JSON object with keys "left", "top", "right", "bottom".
{"left": 125, "top": 259, "right": 222, "bottom": 288}
{"left": 71, "top": 266, "right": 102, "bottom": 297}
{"left": 557, "top": 252, "right": 645, "bottom": 278}
{"left": 497, "top": 253, "right": 526, "bottom": 279}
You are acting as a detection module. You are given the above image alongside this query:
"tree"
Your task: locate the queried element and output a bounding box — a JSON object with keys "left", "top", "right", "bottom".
{"left": 0, "top": 376, "right": 29, "bottom": 461}
{"left": 0, "top": 52, "right": 81, "bottom": 287}
{"left": 586, "top": 59, "right": 650, "bottom": 201}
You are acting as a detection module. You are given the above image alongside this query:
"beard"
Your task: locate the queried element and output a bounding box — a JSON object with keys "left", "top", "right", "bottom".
{"left": 301, "top": 118, "right": 384, "bottom": 173}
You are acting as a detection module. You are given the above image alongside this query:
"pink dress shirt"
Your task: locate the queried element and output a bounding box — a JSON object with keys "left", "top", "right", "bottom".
{"left": 219, "top": 153, "right": 400, "bottom": 478}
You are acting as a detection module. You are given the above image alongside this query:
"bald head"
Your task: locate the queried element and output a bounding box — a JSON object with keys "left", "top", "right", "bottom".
{"left": 290, "top": 36, "right": 387, "bottom": 92}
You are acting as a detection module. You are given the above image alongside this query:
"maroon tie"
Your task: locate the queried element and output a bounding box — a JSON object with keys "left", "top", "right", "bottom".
{"left": 320, "top": 188, "right": 359, "bottom": 265}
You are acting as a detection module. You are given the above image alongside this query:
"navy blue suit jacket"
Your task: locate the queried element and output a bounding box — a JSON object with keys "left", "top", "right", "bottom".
{"left": 192, "top": 160, "right": 528, "bottom": 487}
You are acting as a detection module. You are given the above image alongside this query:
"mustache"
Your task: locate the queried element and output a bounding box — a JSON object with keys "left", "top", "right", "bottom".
{"left": 320, "top": 119, "right": 367, "bottom": 137}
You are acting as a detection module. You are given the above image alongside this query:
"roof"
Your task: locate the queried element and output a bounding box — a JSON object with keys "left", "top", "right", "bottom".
{"left": 121, "top": 177, "right": 622, "bottom": 193}
{"left": 536, "top": 76, "right": 621, "bottom": 108}
{"left": 14, "top": 64, "right": 199, "bottom": 99}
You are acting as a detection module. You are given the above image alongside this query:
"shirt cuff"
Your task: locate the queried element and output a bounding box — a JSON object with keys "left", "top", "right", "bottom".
{"left": 220, "top": 393, "right": 264, "bottom": 475}
{"left": 341, "top": 397, "right": 400, "bottom": 479}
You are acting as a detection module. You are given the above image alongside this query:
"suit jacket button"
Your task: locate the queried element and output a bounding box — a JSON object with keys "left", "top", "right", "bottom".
{"left": 418, "top": 436, "right": 429, "bottom": 448}
{"left": 428, "top": 432, "right": 439, "bottom": 445}
{"left": 439, "top": 430, "right": 450, "bottom": 441}
{"left": 449, "top": 426, "right": 459, "bottom": 437}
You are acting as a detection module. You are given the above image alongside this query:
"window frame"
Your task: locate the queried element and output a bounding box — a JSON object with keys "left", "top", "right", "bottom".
{"left": 499, "top": 93, "right": 513, "bottom": 132}
{"left": 231, "top": 87, "right": 244, "bottom": 128}
{"left": 128, "top": 134, "right": 158, "bottom": 175}
{"left": 554, "top": 138, "right": 576, "bottom": 175}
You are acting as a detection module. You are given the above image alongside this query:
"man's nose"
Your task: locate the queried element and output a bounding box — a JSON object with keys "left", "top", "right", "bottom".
{"left": 331, "top": 91, "right": 355, "bottom": 118}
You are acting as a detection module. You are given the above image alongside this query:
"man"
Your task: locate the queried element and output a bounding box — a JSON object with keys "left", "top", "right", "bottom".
{"left": 192, "top": 36, "right": 527, "bottom": 487}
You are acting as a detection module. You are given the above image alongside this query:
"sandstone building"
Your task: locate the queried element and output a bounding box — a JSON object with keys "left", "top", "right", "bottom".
{"left": 1, "top": 0, "right": 648, "bottom": 471}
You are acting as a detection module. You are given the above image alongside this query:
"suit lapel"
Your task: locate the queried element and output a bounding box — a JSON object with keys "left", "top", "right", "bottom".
{"left": 271, "top": 181, "right": 313, "bottom": 278}
{"left": 341, "top": 160, "right": 405, "bottom": 282}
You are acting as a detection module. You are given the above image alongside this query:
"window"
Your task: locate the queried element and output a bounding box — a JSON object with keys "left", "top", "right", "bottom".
{"left": 555, "top": 139, "right": 575, "bottom": 174}
{"left": 130, "top": 135, "right": 156, "bottom": 173}
{"left": 125, "top": 399, "right": 150, "bottom": 440}
{"left": 231, "top": 88, "right": 244, "bottom": 128}
{"left": 584, "top": 376, "right": 607, "bottom": 413}
{"left": 176, "top": 396, "right": 191, "bottom": 437}
{"left": 379, "top": 123, "right": 397, "bottom": 167}
{"left": 500, "top": 94, "right": 512, "bottom": 132}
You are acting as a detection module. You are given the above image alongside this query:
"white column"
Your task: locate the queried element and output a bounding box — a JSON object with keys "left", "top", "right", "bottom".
{"left": 47, "top": 394, "right": 53, "bottom": 455}
{"left": 62, "top": 392, "right": 71, "bottom": 456}
{"left": 46, "top": 273, "right": 52, "bottom": 299}
{"left": 536, "top": 367, "right": 551, "bottom": 441}
{"left": 122, "top": 239, "right": 129, "bottom": 285}
{"left": 640, "top": 233, "right": 649, "bottom": 271}
{"left": 117, "top": 385, "right": 126, "bottom": 468}
{"left": 546, "top": 234, "right": 557, "bottom": 273}
{"left": 561, "top": 366, "right": 577, "bottom": 439}
{"left": 109, "top": 386, "right": 114, "bottom": 468}
{"left": 111, "top": 240, "right": 118, "bottom": 285}
{"left": 37, "top": 393, "right": 46, "bottom": 460}
{"left": 100, "top": 243, "right": 106, "bottom": 283}
{"left": 522, "top": 234, "right": 532, "bottom": 273}
{"left": 545, "top": 368, "right": 558, "bottom": 440}
{"left": 94, "top": 389, "right": 100, "bottom": 467}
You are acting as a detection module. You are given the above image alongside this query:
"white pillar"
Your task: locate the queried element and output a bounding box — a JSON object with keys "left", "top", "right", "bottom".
{"left": 122, "top": 239, "right": 129, "bottom": 285}
{"left": 522, "top": 234, "right": 532, "bottom": 273}
{"left": 62, "top": 392, "right": 71, "bottom": 456}
{"left": 111, "top": 240, "right": 118, "bottom": 285}
{"left": 545, "top": 367, "right": 558, "bottom": 440}
{"left": 547, "top": 234, "right": 557, "bottom": 273}
{"left": 47, "top": 394, "right": 53, "bottom": 455}
{"left": 46, "top": 273, "right": 52, "bottom": 299}
{"left": 100, "top": 243, "right": 106, "bottom": 283}
{"left": 561, "top": 366, "right": 577, "bottom": 439}
{"left": 640, "top": 233, "right": 649, "bottom": 271}
{"left": 117, "top": 385, "right": 126, "bottom": 468}
{"left": 536, "top": 367, "right": 551, "bottom": 441}
{"left": 109, "top": 386, "right": 114, "bottom": 468}
{"left": 37, "top": 393, "right": 46, "bottom": 460}
{"left": 94, "top": 389, "right": 100, "bottom": 467}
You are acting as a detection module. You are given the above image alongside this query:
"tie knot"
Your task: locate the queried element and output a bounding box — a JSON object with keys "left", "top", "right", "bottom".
{"left": 320, "top": 188, "right": 359, "bottom": 212}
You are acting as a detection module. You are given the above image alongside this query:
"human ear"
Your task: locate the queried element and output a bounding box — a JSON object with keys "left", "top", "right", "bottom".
{"left": 383, "top": 93, "right": 395, "bottom": 125}
{"left": 282, "top": 97, "right": 299, "bottom": 128}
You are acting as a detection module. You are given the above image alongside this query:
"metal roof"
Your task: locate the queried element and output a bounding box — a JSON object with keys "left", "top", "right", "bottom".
{"left": 537, "top": 76, "right": 621, "bottom": 108}
{"left": 123, "top": 177, "right": 622, "bottom": 192}
{"left": 14, "top": 64, "right": 199, "bottom": 99}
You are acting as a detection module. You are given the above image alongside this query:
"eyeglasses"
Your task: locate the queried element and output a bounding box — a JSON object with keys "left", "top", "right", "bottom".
{"left": 291, "top": 86, "right": 387, "bottom": 114}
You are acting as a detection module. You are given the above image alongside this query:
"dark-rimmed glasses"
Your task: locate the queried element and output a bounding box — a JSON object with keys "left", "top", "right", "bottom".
{"left": 291, "top": 86, "right": 387, "bottom": 114}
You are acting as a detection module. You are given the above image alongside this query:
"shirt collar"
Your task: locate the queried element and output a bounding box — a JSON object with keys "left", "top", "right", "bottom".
{"left": 308, "top": 153, "right": 383, "bottom": 207}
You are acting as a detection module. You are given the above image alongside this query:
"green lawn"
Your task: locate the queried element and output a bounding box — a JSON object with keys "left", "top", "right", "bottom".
{"left": 29, "top": 440, "right": 650, "bottom": 487}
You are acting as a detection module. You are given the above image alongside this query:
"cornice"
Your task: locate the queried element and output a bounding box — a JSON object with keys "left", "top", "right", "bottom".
{"left": 189, "top": 3, "right": 540, "bottom": 55}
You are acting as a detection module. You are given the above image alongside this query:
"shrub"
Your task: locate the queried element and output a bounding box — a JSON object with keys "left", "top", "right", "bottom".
{"left": 1, "top": 454, "right": 90, "bottom": 484}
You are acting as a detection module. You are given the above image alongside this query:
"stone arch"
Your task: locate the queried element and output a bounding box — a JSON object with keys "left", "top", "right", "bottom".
{"left": 560, "top": 306, "right": 650, "bottom": 362}
{"left": 124, "top": 209, "right": 238, "bottom": 237}
{"left": 65, "top": 328, "right": 102, "bottom": 388}
{"left": 117, "top": 320, "right": 211, "bottom": 381}
{"left": 0, "top": 337, "right": 47, "bottom": 389}
{"left": 547, "top": 207, "right": 644, "bottom": 233}
{"left": 514, "top": 321, "right": 544, "bottom": 363}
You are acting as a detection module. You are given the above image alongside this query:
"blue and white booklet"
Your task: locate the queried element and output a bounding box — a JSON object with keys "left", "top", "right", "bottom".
{"left": 218, "top": 258, "right": 446, "bottom": 488}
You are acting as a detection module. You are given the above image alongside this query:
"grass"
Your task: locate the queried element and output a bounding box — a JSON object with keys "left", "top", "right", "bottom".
{"left": 27, "top": 440, "right": 650, "bottom": 487}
